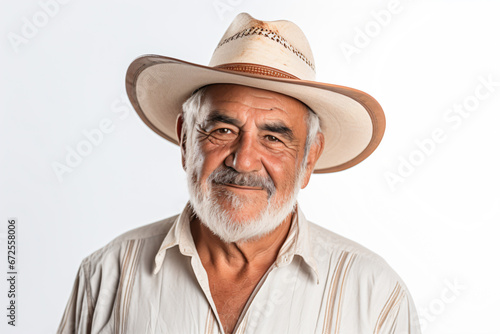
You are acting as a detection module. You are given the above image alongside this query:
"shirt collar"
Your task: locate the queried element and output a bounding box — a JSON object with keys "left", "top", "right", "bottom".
{"left": 153, "top": 204, "right": 196, "bottom": 275}
{"left": 275, "top": 204, "right": 320, "bottom": 284}
{"left": 153, "top": 203, "right": 320, "bottom": 284}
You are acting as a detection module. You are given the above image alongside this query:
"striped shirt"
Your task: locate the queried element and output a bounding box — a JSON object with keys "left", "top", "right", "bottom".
{"left": 57, "top": 204, "right": 421, "bottom": 334}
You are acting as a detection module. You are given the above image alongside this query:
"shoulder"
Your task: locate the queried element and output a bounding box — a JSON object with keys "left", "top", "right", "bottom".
{"left": 306, "top": 221, "right": 420, "bottom": 330}
{"left": 307, "top": 220, "right": 421, "bottom": 332}
{"left": 307, "top": 220, "right": 408, "bottom": 291}
{"left": 80, "top": 214, "right": 179, "bottom": 275}
{"left": 308, "top": 221, "right": 388, "bottom": 263}
{"left": 105, "top": 214, "right": 179, "bottom": 246}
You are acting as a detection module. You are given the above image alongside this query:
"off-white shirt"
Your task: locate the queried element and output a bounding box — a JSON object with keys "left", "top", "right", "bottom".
{"left": 57, "top": 204, "right": 421, "bottom": 334}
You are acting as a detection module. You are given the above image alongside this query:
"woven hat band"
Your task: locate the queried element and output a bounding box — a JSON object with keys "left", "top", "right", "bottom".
{"left": 214, "top": 63, "right": 299, "bottom": 79}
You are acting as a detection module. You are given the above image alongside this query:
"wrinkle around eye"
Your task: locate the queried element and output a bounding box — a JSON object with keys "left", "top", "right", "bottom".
{"left": 262, "top": 134, "right": 297, "bottom": 150}
{"left": 210, "top": 127, "right": 238, "bottom": 139}
{"left": 197, "top": 126, "right": 238, "bottom": 146}
{"left": 196, "top": 127, "right": 211, "bottom": 142}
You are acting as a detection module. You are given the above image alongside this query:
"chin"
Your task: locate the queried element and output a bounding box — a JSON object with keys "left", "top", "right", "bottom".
{"left": 225, "top": 209, "right": 265, "bottom": 225}
{"left": 197, "top": 195, "right": 295, "bottom": 243}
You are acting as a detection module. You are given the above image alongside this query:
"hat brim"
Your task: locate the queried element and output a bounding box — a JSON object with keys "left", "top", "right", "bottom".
{"left": 125, "top": 55, "right": 385, "bottom": 173}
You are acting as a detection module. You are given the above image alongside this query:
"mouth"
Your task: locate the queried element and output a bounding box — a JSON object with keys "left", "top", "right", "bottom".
{"left": 218, "top": 183, "right": 264, "bottom": 191}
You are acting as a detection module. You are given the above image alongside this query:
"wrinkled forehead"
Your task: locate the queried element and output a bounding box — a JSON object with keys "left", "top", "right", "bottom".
{"left": 198, "top": 84, "right": 309, "bottom": 121}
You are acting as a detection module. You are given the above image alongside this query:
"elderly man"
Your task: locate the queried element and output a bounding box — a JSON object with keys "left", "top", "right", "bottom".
{"left": 58, "top": 13, "right": 421, "bottom": 334}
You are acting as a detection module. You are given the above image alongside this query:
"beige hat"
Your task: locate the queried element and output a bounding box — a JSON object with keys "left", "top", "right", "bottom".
{"left": 125, "top": 13, "right": 385, "bottom": 173}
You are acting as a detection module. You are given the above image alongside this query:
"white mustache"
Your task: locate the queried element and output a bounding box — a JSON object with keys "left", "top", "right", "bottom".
{"left": 208, "top": 166, "right": 276, "bottom": 197}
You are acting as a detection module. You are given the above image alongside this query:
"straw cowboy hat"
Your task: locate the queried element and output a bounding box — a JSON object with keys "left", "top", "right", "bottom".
{"left": 125, "top": 13, "right": 385, "bottom": 173}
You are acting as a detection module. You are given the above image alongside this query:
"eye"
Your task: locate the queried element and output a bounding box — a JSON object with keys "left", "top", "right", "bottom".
{"left": 215, "top": 128, "right": 233, "bottom": 135}
{"left": 265, "top": 135, "right": 281, "bottom": 142}
{"left": 211, "top": 128, "right": 237, "bottom": 138}
{"left": 206, "top": 127, "right": 238, "bottom": 143}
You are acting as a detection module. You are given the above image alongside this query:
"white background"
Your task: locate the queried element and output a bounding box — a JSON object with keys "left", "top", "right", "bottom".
{"left": 1, "top": 0, "right": 499, "bottom": 333}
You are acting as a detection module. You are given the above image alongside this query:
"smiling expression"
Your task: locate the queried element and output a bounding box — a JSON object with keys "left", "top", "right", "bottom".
{"left": 195, "top": 85, "right": 309, "bottom": 218}
{"left": 179, "top": 84, "right": 322, "bottom": 241}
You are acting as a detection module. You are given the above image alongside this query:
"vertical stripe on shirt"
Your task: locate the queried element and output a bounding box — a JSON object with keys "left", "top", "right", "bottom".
{"left": 333, "top": 254, "right": 357, "bottom": 334}
{"left": 322, "top": 251, "right": 348, "bottom": 334}
{"left": 234, "top": 311, "right": 249, "bottom": 334}
{"left": 204, "top": 308, "right": 215, "bottom": 334}
{"left": 114, "top": 239, "right": 144, "bottom": 334}
{"left": 374, "top": 282, "right": 403, "bottom": 334}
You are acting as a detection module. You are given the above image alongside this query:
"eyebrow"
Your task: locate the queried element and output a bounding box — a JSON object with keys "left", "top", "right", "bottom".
{"left": 260, "top": 122, "right": 295, "bottom": 141}
{"left": 204, "top": 111, "right": 242, "bottom": 128}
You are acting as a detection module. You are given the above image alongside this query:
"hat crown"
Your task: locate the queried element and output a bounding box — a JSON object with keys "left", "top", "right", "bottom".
{"left": 208, "top": 13, "right": 316, "bottom": 80}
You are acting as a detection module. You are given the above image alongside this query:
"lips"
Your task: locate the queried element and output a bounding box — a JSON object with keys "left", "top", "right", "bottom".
{"left": 222, "top": 183, "right": 264, "bottom": 191}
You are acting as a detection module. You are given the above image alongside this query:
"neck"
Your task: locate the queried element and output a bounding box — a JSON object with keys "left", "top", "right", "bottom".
{"left": 191, "top": 213, "right": 293, "bottom": 273}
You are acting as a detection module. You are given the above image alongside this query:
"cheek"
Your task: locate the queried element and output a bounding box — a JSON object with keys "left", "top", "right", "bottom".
{"left": 263, "top": 154, "right": 300, "bottom": 192}
{"left": 196, "top": 143, "right": 231, "bottom": 182}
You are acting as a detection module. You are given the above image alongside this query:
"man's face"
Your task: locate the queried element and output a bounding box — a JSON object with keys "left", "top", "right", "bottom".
{"left": 181, "top": 84, "right": 320, "bottom": 242}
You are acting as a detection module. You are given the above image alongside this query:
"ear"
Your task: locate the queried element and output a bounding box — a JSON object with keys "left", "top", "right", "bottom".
{"left": 176, "top": 114, "right": 187, "bottom": 171}
{"left": 301, "top": 132, "right": 325, "bottom": 189}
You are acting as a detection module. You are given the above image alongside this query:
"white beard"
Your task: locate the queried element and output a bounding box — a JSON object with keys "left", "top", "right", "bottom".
{"left": 186, "top": 155, "right": 305, "bottom": 243}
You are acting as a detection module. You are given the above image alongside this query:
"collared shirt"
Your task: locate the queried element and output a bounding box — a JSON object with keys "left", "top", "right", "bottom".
{"left": 57, "top": 204, "right": 421, "bottom": 334}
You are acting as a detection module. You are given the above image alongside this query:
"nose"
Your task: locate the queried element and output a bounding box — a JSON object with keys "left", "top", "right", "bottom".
{"left": 224, "top": 132, "right": 261, "bottom": 173}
